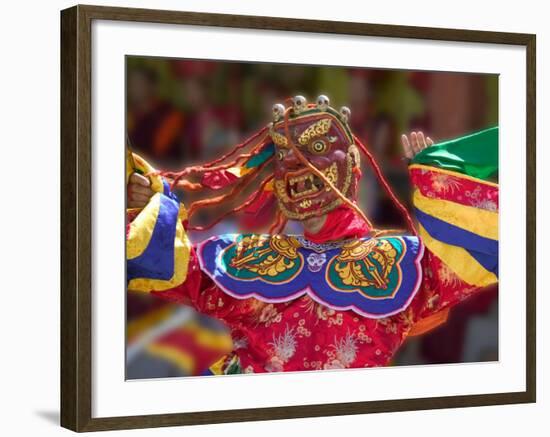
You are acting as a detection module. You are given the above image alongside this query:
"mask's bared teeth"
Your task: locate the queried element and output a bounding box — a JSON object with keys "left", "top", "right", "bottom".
{"left": 312, "top": 175, "right": 323, "bottom": 190}
{"left": 286, "top": 171, "right": 325, "bottom": 199}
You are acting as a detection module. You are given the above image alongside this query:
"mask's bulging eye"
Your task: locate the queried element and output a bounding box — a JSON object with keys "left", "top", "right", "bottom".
{"left": 277, "top": 149, "right": 286, "bottom": 161}
{"left": 309, "top": 140, "right": 328, "bottom": 155}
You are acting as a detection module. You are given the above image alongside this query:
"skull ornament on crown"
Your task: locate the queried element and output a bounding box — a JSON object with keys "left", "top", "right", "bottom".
{"left": 270, "top": 95, "right": 361, "bottom": 221}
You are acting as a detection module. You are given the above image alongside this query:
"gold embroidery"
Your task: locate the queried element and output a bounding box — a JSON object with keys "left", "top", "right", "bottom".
{"left": 323, "top": 162, "right": 338, "bottom": 190}
{"left": 274, "top": 180, "right": 290, "bottom": 202}
{"left": 334, "top": 240, "right": 398, "bottom": 289}
{"left": 298, "top": 118, "right": 332, "bottom": 145}
{"left": 230, "top": 235, "right": 301, "bottom": 277}
{"left": 254, "top": 303, "right": 283, "bottom": 327}
{"left": 270, "top": 129, "right": 288, "bottom": 148}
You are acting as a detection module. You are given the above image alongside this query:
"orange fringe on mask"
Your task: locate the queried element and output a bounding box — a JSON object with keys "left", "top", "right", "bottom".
{"left": 186, "top": 158, "right": 273, "bottom": 220}
{"left": 159, "top": 128, "right": 270, "bottom": 192}
{"left": 187, "top": 175, "right": 275, "bottom": 232}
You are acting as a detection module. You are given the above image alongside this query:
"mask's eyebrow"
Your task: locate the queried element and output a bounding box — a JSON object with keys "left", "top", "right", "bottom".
{"left": 269, "top": 129, "right": 288, "bottom": 149}
{"left": 297, "top": 118, "right": 332, "bottom": 145}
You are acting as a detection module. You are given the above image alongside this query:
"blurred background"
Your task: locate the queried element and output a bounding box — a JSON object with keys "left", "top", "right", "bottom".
{"left": 126, "top": 56, "right": 498, "bottom": 379}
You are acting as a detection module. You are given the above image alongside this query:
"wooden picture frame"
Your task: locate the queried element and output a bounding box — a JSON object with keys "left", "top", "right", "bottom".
{"left": 60, "top": 4, "right": 536, "bottom": 432}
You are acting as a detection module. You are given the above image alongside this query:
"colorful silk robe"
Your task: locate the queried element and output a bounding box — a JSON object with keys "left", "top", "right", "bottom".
{"left": 127, "top": 127, "right": 499, "bottom": 373}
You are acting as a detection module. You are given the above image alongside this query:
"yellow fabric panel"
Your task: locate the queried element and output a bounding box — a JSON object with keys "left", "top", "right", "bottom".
{"left": 409, "top": 163, "right": 498, "bottom": 188}
{"left": 413, "top": 189, "right": 498, "bottom": 240}
{"left": 126, "top": 147, "right": 136, "bottom": 184}
{"left": 127, "top": 193, "right": 162, "bottom": 260}
{"left": 131, "top": 152, "right": 164, "bottom": 193}
{"left": 126, "top": 306, "right": 174, "bottom": 343}
{"left": 146, "top": 343, "right": 195, "bottom": 374}
{"left": 127, "top": 205, "right": 191, "bottom": 292}
{"left": 418, "top": 224, "right": 497, "bottom": 288}
{"left": 226, "top": 166, "right": 253, "bottom": 178}
{"left": 181, "top": 322, "right": 233, "bottom": 353}
{"left": 127, "top": 150, "right": 188, "bottom": 221}
{"left": 208, "top": 355, "right": 228, "bottom": 375}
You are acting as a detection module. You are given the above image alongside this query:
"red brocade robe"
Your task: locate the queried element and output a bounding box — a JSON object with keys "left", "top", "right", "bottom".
{"left": 127, "top": 129, "right": 499, "bottom": 374}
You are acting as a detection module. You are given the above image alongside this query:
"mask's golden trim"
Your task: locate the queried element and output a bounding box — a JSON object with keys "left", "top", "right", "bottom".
{"left": 298, "top": 118, "right": 332, "bottom": 145}
{"left": 323, "top": 162, "right": 338, "bottom": 189}
{"left": 348, "top": 144, "right": 361, "bottom": 169}
{"left": 270, "top": 129, "right": 288, "bottom": 148}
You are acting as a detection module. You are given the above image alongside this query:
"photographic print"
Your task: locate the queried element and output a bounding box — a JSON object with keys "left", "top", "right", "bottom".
{"left": 61, "top": 6, "right": 535, "bottom": 430}
{"left": 125, "top": 57, "right": 499, "bottom": 379}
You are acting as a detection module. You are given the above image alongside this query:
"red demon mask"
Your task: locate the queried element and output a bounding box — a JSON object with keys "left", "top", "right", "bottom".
{"left": 270, "top": 95, "right": 361, "bottom": 221}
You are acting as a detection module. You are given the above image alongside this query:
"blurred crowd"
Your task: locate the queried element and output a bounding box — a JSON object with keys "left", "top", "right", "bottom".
{"left": 126, "top": 57, "right": 499, "bottom": 378}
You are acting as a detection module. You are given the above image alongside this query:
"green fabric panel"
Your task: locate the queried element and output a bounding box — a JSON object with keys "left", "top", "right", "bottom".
{"left": 411, "top": 126, "right": 498, "bottom": 181}
{"left": 245, "top": 143, "right": 274, "bottom": 168}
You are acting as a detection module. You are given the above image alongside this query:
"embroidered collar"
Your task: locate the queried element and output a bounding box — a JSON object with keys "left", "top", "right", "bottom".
{"left": 197, "top": 233, "right": 424, "bottom": 319}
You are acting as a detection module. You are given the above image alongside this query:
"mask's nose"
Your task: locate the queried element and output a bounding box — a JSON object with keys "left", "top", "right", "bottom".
{"left": 282, "top": 149, "right": 302, "bottom": 170}
{"left": 284, "top": 148, "right": 332, "bottom": 171}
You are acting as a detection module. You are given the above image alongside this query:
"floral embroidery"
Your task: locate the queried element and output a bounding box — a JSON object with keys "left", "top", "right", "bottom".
{"left": 399, "top": 307, "right": 415, "bottom": 326}
{"left": 410, "top": 166, "right": 498, "bottom": 210}
{"left": 255, "top": 303, "right": 283, "bottom": 327}
{"left": 300, "top": 298, "right": 334, "bottom": 325}
{"left": 296, "top": 319, "right": 312, "bottom": 337}
{"left": 472, "top": 198, "right": 498, "bottom": 212}
{"left": 303, "top": 358, "right": 323, "bottom": 370}
{"left": 430, "top": 173, "right": 462, "bottom": 194}
{"left": 426, "top": 294, "right": 440, "bottom": 311}
{"left": 437, "top": 263, "right": 463, "bottom": 288}
{"left": 232, "top": 337, "right": 248, "bottom": 350}
{"left": 327, "top": 312, "right": 344, "bottom": 327}
{"left": 326, "top": 331, "right": 358, "bottom": 368}
{"left": 384, "top": 321, "right": 398, "bottom": 334}
{"left": 357, "top": 331, "right": 372, "bottom": 344}
{"left": 206, "top": 294, "right": 217, "bottom": 311}
{"left": 265, "top": 325, "right": 297, "bottom": 372}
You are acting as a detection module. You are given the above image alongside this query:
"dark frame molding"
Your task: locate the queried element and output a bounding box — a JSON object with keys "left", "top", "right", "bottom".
{"left": 60, "top": 4, "right": 536, "bottom": 432}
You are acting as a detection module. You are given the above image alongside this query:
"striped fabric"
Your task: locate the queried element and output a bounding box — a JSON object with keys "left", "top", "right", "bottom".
{"left": 127, "top": 153, "right": 192, "bottom": 292}
{"left": 410, "top": 127, "right": 499, "bottom": 288}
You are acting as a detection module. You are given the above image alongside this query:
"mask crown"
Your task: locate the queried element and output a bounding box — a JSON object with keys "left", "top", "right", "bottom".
{"left": 272, "top": 103, "right": 286, "bottom": 122}
{"left": 340, "top": 106, "right": 351, "bottom": 122}
{"left": 293, "top": 95, "right": 307, "bottom": 114}
{"left": 316, "top": 94, "right": 330, "bottom": 111}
